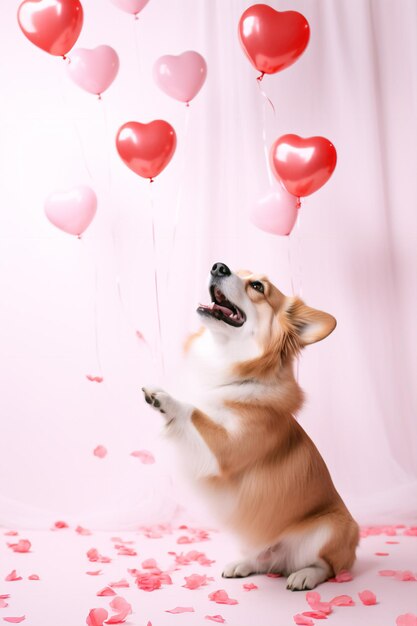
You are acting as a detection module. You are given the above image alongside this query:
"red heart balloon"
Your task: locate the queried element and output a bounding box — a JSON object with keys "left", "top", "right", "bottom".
{"left": 116, "top": 121, "right": 177, "bottom": 181}
{"left": 270, "top": 134, "right": 337, "bottom": 197}
{"left": 17, "top": 0, "right": 83, "bottom": 57}
{"left": 238, "top": 4, "right": 310, "bottom": 76}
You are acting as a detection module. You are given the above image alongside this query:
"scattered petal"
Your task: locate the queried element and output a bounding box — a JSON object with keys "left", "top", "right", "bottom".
{"left": 375, "top": 552, "right": 389, "bottom": 556}
{"left": 28, "top": 574, "right": 40, "bottom": 581}
{"left": 105, "top": 596, "right": 132, "bottom": 624}
{"left": 183, "top": 574, "right": 212, "bottom": 590}
{"left": 302, "top": 611, "right": 328, "bottom": 619}
{"left": 86, "top": 375, "right": 104, "bottom": 383}
{"left": 208, "top": 590, "right": 238, "bottom": 605}
{"left": 396, "top": 614, "right": 417, "bottom": 626}
{"left": 404, "top": 527, "right": 417, "bottom": 536}
{"left": 328, "top": 570, "right": 353, "bottom": 583}
{"left": 117, "top": 547, "right": 137, "bottom": 557}
{"left": 97, "top": 587, "right": 116, "bottom": 597}
{"left": 135, "top": 330, "right": 145, "bottom": 341}
{"left": 142, "top": 559, "right": 158, "bottom": 570}
{"left": 87, "top": 548, "right": 111, "bottom": 564}
{"left": 205, "top": 617, "right": 226, "bottom": 624}
{"left": 165, "top": 607, "right": 195, "bottom": 614}
{"left": 305, "top": 591, "right": 332, "bottom": 615}
{"left": 330, "top": 594, "right": 355, "bottom": 606}
{"left": 294, "top": 615, "right": 314, "bottom": 626}
{"left": 7, "top": 540, "right": 31, "bottom": 553}
{"left": 0, "top": 601, "right": 8, "bottom": 609}
{"left": 243, "top": 582, "right": 258, "bottom": 591}
{"left": 136, "top": 573, "right": 161, "bottom": 592}
{"left": 394, "top": 571, "right": 417, "bottom": 581}
{"left": 358, "top": 590, "right": 377, "bottom": 605}
{"left": 3, "top": 618, "right": 25, "bottom": 624}
{"left": 86, "top": 608, "right": 108, "bottom": 626}
{"left": 266, "top": 573, "right": 282, "bottom": 578}
{"left": 130, "top": 450, "right": 155, "bottom": 464}
{"left": 386, "top": 541, "right": 400, "bottom": 544}
{"left": 5, "top": 571, "right": 22, "bottom": 582}
{"left": 379, "top": 570, "right": 396, "bottom": 576}
{"left": 3, "top": 532, "right": 18, "bottom": 537}
{"left": 76, "top": 526, "right": 92, "bottom": 536}
{"left": 87, "top": 571, "right": 102, "bottom": 576}
{"left": 93, "top": 445, "right": 107, "bottom": 459}
{"left": 109, "top": 580, "right": 130, "bottom": 589}
{"left": 0, "top": 596, "right": 10, "bottom": 600}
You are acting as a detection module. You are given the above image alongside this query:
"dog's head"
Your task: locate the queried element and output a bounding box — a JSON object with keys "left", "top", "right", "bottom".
{"left": 197, "top": 262, "right": 336, "bottom": 377}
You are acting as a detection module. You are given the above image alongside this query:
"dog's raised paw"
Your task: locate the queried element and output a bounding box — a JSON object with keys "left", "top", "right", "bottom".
{"left": 141, "top": 387, "right": 167, "bottom": 413}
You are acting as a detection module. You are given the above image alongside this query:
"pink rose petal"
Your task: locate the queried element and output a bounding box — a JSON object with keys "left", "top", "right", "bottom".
{"left": 5, "top": 571, "right": 22, "bottom": 582}
{"left": 86, "top": 375, "right": 104, "bottom": 383}
{"left": 97, "top": 587, "right": 116, "bottom": 597}
{"left": 109, "top": 579, "right": 130, "bottom": 589}
{"left": 294, "top": 615, "right": 314, "bottom": 626}
{"left": 394, "top": 571, "right": 417, "bottom": 581}
{"left": 243, "top": 583, "right": 258, "bottom": 591}
{"left": 130, "top": 450, "right": 155, "bottom": 464}
{"left": 302, "top": 611, "right": 328, "bottom": 619}
{"left": 0, "top": 600, "right": 8, "bottom": 609}
{"left": 266, "top": 573, "right": 282, "bottom": 578}
{"left": 305, "top": 592, "right": 332, "bottom": 615}
{"left": 76, "top": 526, "right": 92, "bottom": 536}
{"left": 205, "top": 617, "right": 226, "bottom": 624}
{"left": 117, "top": 547, "right": 137, "bottom": 556}
{"left": 4, "top": 531, "right": 18, "bottom": 536}
{"left": 3, "top": 618, "right": 25, "bottom": 624}
{"left": 86, "top": 608, "right": 109, "bottom": 626}
{"left": 0, "top": 596, "right": 10, "bottom": 600}
{"left": 7, "top": 540, "right": 31, "bottom": 553}
{"left": 358, "top": 590, "right": 377, "bottom": 605}
{"left": 328, "top": 569, "right": 353, "bottom": 583}
{"left": 105, "top": 596, "right": 132, "bottom": 624}
{"left": 183, "top": 574, "right": 212, "bottom": 590}
{"left": 386, "top": 540, "right": 400, "bottom": 544}
{"left": 87, "top": 548, "right": 111, "bottom": 563}
{"left": 53, "top": 520, "right": 69, "bottom": 529}
{"left": 28, "top": 574, "right": 40, "bottom": 581}
{"left": 136, "top": 573, "right": 161, "bottom": 592}
{"left": 208, "top": 590, "right": 238, "bottom": 605}
{"left": 404, "top": 527, "right": 417, "bottom": 536}
{"left": 93, "top": 445, "right": 107, "bottom": 458}
{"left": 330, "top": 594, "right": 355, "bottom": 606}
{"left": 375, "top": 552, "right": 389, "bottom": 556}
{"left": 166, "top": 607, "right": 195, "bottom": 614}
{"left": 396, "top": 614, "right": 417, "bottom": 626}
{"left": 87, "top": 570, "right": 102, "bottom": 576}
{"left": 379, "top": 570, "right": 396, "bottom": 576}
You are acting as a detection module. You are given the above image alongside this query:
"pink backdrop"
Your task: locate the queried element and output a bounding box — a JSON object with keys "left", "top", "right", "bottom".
{"left": 0, "top": 0, "right": 416, "bottom": 529}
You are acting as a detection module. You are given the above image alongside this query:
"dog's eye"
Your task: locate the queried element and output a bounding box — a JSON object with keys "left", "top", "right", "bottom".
{"left": 250, "top": 281, "right": 264, "bottom": 293}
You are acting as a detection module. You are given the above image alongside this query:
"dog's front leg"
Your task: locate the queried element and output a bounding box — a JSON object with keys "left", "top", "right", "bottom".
{"left": 141, "top": 387, "right": 192, "bottom": 433}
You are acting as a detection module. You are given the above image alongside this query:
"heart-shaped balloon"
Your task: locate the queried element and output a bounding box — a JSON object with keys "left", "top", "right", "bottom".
{"left": 250, "top": 187, "right": 299, "bottom": 236}
{"left": 67, "top": 46, "right": 119, "bottom": 96}
{"left": 270, "top": 134, "right": 337, "bottom": 197}
{"left": 238, "top": 4, "right": 310, "bottom": 76}
{"left": 17, "top": 0, "right": 83, "bottom": 57}
{"left": 116, "top": 121, "right": 177, "bottom": 180}
{"left": 110, "top": 0, "right": 149, "bottom": 16}
{"left": 44, "top": 185, "right": 97, "bottom": 236}
{"left": 153, "top": 51, "right": 207, "bottom": 104}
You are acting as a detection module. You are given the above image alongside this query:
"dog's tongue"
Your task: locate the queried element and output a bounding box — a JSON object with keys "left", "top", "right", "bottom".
{"left": 199, "top": 302, "right": 233, "bottom": 316}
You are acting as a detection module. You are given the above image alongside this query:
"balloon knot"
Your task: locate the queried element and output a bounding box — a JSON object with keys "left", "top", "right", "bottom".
{"left": 134, "top": 13, "right": 139, "bottom": 20}
{"left": 186, "top": 102, "right": 190, "bottom": 108}
{"left": 149, "top": 178, "right": 154, "bottom": 184}
{"left": 62, "top": 55, "right": 67, "bottom": 61}
{"left": 77, "top": 235, "right": 82, "bottom": 240}
{"left": 98, "top": 94, "right": 102, "bottom": 101}
{"left": 256, "top": 72, "right": 265, "bottom": 82}
{"left": 296, "top": 197, "right": 301, "bottom": 208}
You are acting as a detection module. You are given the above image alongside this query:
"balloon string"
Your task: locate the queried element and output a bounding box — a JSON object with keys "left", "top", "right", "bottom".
{"left": 286, "top": 235, "right": 296, "bottom": 297}
{"left": 78, "top": 237, "right": 103, "bottom": 376}
{"left": 166, "top": 105, "right": 191, "bottom": 286}
{"left": 149, "top": 183, "right": 165, "bottom": 378}
{"left": 257, "top": 78, "right": 276, "bottom": 188}
{"left": 132, "top": 16, "right": 141, "bottom": 77}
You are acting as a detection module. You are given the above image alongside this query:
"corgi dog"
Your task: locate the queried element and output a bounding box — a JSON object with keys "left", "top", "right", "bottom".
{"left": 142, "top": 262, "right": 359, "bottom": 590}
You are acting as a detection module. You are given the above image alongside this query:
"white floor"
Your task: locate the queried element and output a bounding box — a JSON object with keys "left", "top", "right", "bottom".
{"left": 1, "top": 523, "right": 417, "bottom": 626}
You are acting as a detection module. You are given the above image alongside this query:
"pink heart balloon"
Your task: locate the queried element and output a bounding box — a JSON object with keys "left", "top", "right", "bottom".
{"left": 67, "top": 46, "right": 119, "bottom": 96}
{"left": 44, "top": 185, "right": 97, "bottom": 236}
{"left": 153, "top": 51, "right": 207, "bottom": 104}
{"left": 110, "top": 0, "right": 149, "bottom": 16}
{"left": 250, "top": 187, "right": 299, "bottom": 236}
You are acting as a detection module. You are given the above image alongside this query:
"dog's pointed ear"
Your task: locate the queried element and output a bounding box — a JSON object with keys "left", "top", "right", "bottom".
{"left": 285, "top": 298, "right": 337, "bottom": 346}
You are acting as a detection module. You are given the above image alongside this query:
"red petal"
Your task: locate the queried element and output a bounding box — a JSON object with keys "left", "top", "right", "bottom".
{"left": 93, "top": 445, "right": 107, "bottom": 458}
{"left": 205, "top": 617, "right": 226, "bottom": 624}
{"left": 28, "top": 574, "right": 40, "bottom": 581}
{"left": 4, "top": 531, "right": 18, "bottom": 536}
{"left": 358, "top": 590, "right": 377, "bottom": 605}
{"left": 294, "top": 615, "right": 314, "bottom": 626}
{"left": 3, "top": 618, "right": 25, "bottom": 624}
{"left": 375, "top": 552, "right": 389, "bottom": 556}
{"left": 208, "top": 589, "right": 238, "bottom": 605}
{"left": 97, "top": 587, "right": 116, "bottom": 597}
{"left": 86, "top": 375, "right": 104, "bottom": 383}
{"left": 396, "top": 614, "right": 417, "bottom": 626}
{"left": 8, "top": 540, "right": 31, "bottom": 553}
{"left": 76, "top": 526, "right": 92, "bottom": 536}
{"left": 302, "top": 611, "right": 328, "bottom": 619}
{"left": 5, "top": 571, "right": 22, "bottom": 582}
{"left": 86, "top": 608, "right": 109, "bottom": 626}
{"left": 165, "top": 607, "right": 195, "bottom": 614}
{"left": 105, "top": 596, "right": 132, "bottom": 624}
{"left": 109, "top": 580, "right": 130, "bottom": 589}
{"left": 328, "top": 570, "right": 353, "bottom": 582}
{"left": 394, "top": 571, "right": 417, "bottom": 581}
{"left": 87, "top": 571, "right": 102, "bottom": 576}
{"left": 243, "top": 582, "right": 258, "bottom": 591}
{"left": 0, "top": 600, "right": 9, "bottom": 609}
{"left": 330, "top": 594, "right": 355, "bottom": 606}
{"left": 130, "top": 450, "right": 155, "bottom": 464}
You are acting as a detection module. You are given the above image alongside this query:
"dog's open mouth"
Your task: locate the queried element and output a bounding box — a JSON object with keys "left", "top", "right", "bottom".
{"left": 197, "top": 286, "right": 246, "bottom": 327}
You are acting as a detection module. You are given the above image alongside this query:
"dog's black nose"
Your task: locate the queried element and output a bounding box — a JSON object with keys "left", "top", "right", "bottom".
{"left": 211, "top": 262, "right": 231, "bottom": 278}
